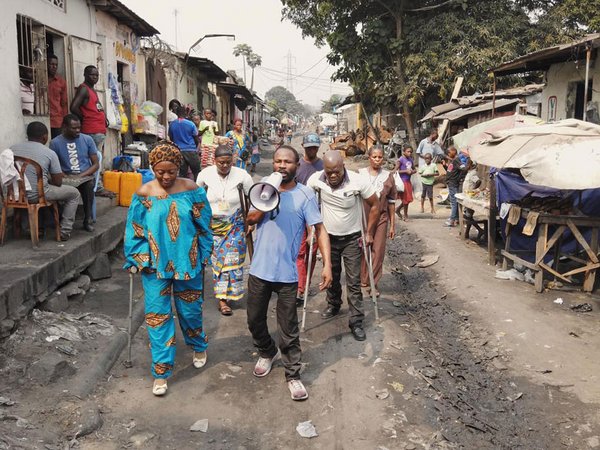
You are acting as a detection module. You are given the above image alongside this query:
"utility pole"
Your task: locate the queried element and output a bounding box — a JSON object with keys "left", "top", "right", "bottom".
{"left": 174, "top": 9, "right": 179, "bottom": 51}
{"left": 285, "top": 50, "right": 296, "bottom": 94}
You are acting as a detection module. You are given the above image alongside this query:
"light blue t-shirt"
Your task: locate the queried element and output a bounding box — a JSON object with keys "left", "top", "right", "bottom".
{"left": 250, "top": 183, "right": 322, "bottom": 283}
{"left": 49, "top": 134, "right": 98, "bottom": 174}
{"left": 168, "top": 118, "right": 198, "bottom": 151}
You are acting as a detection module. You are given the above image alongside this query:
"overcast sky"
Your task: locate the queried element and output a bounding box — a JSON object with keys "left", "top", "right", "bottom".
{"left": 121, "top": 0, "right": 352, "bottom": 107}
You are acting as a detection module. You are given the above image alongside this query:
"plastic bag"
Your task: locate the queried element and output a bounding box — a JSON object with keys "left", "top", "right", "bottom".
{"left": 139, "top": 101, "right": 164, "bottom": 118}
{"left": 393, "top": 172, "right": 404, "bottom": 193}
{"left": 411, "top": 172, "right": 422, "bottom": 196}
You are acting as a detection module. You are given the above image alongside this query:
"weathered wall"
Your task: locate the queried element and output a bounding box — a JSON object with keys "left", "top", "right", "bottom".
{"left": 542, "top": 61, "right": 600, "bottom": 122}
{"left": 0, "top": 0, "right": 94, "bottom": 150}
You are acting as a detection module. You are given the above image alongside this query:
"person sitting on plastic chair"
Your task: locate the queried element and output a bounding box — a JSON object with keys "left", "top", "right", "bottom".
{"left": 49, "top": 114, "right": 99, "bottom": 232}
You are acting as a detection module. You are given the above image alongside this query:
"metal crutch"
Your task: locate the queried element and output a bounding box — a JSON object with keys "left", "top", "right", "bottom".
{"left": 300, "top": 225, "right": 316, "bottom": 332}
{"left": 124, "top": 267, "right": 137, "bottom": 368}
{"left": 352, "top": 191, "right": 380, "bottom": 323}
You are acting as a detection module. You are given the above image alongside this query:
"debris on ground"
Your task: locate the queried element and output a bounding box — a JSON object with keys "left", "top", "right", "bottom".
{"left": 129, "top": 431, "right": 156, "bottom": 447}
{"left": 389, "top": 382, "right": 405, "bottom": 393}
{"left": 32, "top": 309, "right": 115, "bottom": 342}
{"left": 571, "top": 303, "right": 593, "bottom": 313}
{"left": 416, "top": 254, "right": 439, "bottom": 268}
{"left": 495, "top": 269, "right": 525, "bottom": 281}
{"left": 0, "top": 397, "right": 15, "bottom": 406}
{"left": 190, "top": 419, "right": 209, "bottom": 432}
{"left": 553, "top": 298, "right": 564, "bottom": 305}
{"left": 296, "top": 420, "right": 318, "bottom": 438}
{"left": 375, "top": 389, "right": 390, "bottom": 400}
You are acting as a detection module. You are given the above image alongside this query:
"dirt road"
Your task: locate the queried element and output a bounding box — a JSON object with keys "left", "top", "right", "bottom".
{"left": 2, "top": 138, "right": 600, "bottom": 449}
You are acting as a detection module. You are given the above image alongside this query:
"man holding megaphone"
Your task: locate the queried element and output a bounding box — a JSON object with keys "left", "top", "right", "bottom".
{"left": 246, "top": 145, "right": 332, "bottom": 401}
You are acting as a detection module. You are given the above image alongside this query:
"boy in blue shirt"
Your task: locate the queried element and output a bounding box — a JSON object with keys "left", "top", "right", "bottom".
{"left": 246, "top": 145, "right": 332, "bottom": 401}
{"left": 168, "top": 106, "right": 200, "bottom": 179}
{"left": 50, "top": 114, "right": 99, "bottom": 232}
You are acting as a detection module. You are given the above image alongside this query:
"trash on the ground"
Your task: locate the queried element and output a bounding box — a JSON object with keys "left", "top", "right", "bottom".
{"left": 392, "top": 301, "right": 402, "bottom": 307}
{"left": 495, "top": 269, "right": 525, "bottom": 281}
{"left": 389, "top": 382, "right": 405, "bottom": 393}
{"left": 507, "top": 392, "right": 523, "bottom": 402}
{"left": 190, "top": 419, "right": 209, "bottom": 432}
{"left": 129, "top": 432, "right": 155, "bottom": 447}
{"left": 375, "top": 389, "right": 390, "bottom": 400}
{"left": 417, "top": 254, "right": 439, "bottom": 268}
{"left": 296, "top": 420, "right": 318, "bottom": 438}
{"left": 123, "top": 420, "right": 136, "bottom": 432}
{"left": 56, "top": 344, "right": 78, "bottom": 356}
{"left": 226, "top": 364, "right": 242, "bottom": 373}
{"left": 45, "top": 335, "right": 60, "bottom": 342}
{"left": 32, "top": 309, "right": 115, "bottom": 342}
{"left": 571, "top": 303, "right": 593, "bottom": 313}
{"left": 553, "top": 298, "right": 564, "bottom": 305}
{"left": 569, "top": 331, "right": 580, "bottom": 338}
{"left": 390, "top": 341, "right": 403, "bottom": 351}
{"left": 219, "top": 373, "right": 235, "bottom": 380}
{"left": 0, "top": 397, "right": 15, "bottom": 406}
{"left": 358, "top": 353, "right": 368, "bottom": 360}
{"left": 406, "top": 366, "right": 418, "bottom": 378}
{"left": 547, "top": 280, "right": 564, "bottom": 289}
{"left": 373, "top": 357, "right": 390, "bottom": 367}
{"left": 422, "top": 368, "right": 438, "bottom": 379}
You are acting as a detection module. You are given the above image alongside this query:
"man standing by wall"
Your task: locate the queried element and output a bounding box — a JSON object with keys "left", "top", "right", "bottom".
{"left": 48, "top": 55, "right": 68, "bottom": 139}
{"left": 295, "top": 132, "right": 324, "bottom": 304}
{"left": 168, "top": 106, "right": 200, "bottom": 179}
{"left": 70, "top": 65, "right": 110, "bottom": 195}
{"left": 50, "top": 114, "right": 100, "bottom": 232}
{"left": 416, "top": 129, "right": 444, "bottom": 167}
{"left": 246, "top": 146, "right": 332, "bottom": 401}
{"left": 11, "top": 122, "right": 80, "bottom": 241}
{"left": 307, "top": 151, "right": 379, "bottom": 341}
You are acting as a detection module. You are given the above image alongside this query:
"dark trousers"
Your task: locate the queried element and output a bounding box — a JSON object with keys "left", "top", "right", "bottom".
{"left": 327, "top": 232, "right": 364, "bottom": 328}
{"left": 247, "top": 274, "right": 301, "bottom": 381}
{"left": 179, "top": 151, "right": 201, "bottom": 180}
{"left": 77, "top": 179, "right": 95, "bottom": 224}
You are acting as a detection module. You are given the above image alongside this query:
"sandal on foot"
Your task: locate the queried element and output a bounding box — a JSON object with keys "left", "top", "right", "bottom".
{"left": 218, "top": 300, "right": 233, "bottom": 316}
{"left": 193, "top": 351, "right": 207, "bottom": 369}
{"left": 152, "top": 380, "right": 168, "bottom": 396}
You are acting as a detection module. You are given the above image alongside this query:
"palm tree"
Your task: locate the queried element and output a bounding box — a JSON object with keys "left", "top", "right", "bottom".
{"left": 246, "top": 52, "right": 262, "bottom": 91}
{"left": 232, "top": 43, "right": 253, "bottom": 84}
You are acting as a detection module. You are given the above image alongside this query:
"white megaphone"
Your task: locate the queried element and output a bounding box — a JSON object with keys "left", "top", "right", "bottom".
{"left": 248, "top": 172, "right": 283, "bottom": 213}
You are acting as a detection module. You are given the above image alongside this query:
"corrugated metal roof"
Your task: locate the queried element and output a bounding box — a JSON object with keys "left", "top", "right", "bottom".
{"left": 92, "top": 0, "right": 159, "bottom": 36}
{"left": 493, "top": 34, "right": 600, "bottom": 76}
{"left": 435, "top": 99, "right": 520, "bottom": 122}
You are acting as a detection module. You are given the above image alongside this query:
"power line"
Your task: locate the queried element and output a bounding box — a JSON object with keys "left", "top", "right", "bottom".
{"left": 295, "top": 65, "right": 332, "bottom": 96}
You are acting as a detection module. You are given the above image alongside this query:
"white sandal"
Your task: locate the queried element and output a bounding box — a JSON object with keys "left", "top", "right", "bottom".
{"left": 152, "top": 380, "right": 168, "bottom": 396}
{"left": 193, "top": 351, "right": 207, "bottom": 369}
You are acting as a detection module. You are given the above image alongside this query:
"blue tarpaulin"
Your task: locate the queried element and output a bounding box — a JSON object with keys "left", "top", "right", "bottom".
{"left": 496, "top": 171, "right": 600, "bottom": 263}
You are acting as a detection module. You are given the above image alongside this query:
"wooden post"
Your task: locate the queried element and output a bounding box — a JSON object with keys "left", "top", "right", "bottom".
{"left": 583, "top": 44, "right": 592, "bottom": 122}
{"left": 535, "top": 223, "right": 549, "bottom": 293}
{"left": 583, "top": 227, "right": 598, "bottom": 292}
{"left": 488, "top": 173, "right": 497, "bottom": 265}
{"left": 491, "top": 73, "right": 497, "bottom": 120}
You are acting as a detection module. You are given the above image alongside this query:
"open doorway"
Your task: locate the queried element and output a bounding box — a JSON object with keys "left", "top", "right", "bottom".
{"left": 568, "top": 80, "right": 593, "bottom": 120}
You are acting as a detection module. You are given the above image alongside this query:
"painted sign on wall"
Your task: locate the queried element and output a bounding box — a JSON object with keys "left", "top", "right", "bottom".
{"left": 548, "top": 96, "right": 557, "bottom": 122}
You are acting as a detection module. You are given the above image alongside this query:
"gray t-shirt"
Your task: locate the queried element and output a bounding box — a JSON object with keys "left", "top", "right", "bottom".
{"left": 11, "top": 141, "right": 62, "bottom": 200}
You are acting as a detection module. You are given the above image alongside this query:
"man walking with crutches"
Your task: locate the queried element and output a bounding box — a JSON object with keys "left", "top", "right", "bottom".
{"left": 307, "top": 151, "right": 380, "bottom": 341}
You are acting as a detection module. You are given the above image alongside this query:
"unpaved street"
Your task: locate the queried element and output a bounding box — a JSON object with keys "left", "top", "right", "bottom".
{"left": 2, "top": 142, "right": 600, "bottom": 449}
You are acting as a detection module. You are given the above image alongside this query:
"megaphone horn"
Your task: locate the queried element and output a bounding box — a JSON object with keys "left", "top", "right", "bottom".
{"left": 248, "top": 172, "right": 283, "bottom": 214}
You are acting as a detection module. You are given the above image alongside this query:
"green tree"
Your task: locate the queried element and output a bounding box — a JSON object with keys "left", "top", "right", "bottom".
{"left": 246, "top": 52, "right": 263, "bottom": 91}
{"left": 232, "top": 43, "right": 253, "bottom": 85}
{"left": 265, "top": 85, "right": 306, "bottom": 118}
{"left": 281, "top": 0, "right": 565, "bottom": 148}
{"left": 321, "top": 94, "right": 344, "bottom": 113}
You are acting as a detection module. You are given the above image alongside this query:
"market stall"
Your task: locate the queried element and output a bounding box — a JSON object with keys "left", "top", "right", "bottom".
{"left": 469, "top": 119, "right": 600, "bottom": 292}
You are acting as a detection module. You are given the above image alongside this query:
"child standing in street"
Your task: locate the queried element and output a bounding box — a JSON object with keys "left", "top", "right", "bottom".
{"left": 445, "top": 146, "right": 466, "bottom": 227}
{"left": 395, "top": 145, "right": 416, "bottom": 221}
{"left": 418, "top": 153, "right": 438, "bottom": 214}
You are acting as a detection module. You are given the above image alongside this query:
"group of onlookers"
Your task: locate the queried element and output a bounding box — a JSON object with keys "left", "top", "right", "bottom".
{"left": 395, "top": 128, "right": 471, "bottom": 227}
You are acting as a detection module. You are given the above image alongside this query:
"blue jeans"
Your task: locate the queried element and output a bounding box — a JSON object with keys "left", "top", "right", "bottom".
{"left": 448, "top": 183, "right": 459, "bottom": 221}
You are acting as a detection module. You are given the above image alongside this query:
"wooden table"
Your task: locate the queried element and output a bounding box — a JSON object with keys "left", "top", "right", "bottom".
{"left": 502, "top": 210, "right": 600, "bottom": 293}
{"left": 456, "top": 192, "right": 497, "bottom": 264}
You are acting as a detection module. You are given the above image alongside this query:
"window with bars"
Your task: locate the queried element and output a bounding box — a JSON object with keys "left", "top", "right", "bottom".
{"left": 16, "top": 14, "right": 49, "bottom": 116}
{"left": 44, "top": 0, "right": 66, "bottom": 12}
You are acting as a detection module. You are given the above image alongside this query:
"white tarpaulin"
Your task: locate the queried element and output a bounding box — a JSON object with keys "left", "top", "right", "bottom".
{"left": 319, "top": 113, "right": 337, "bottom": 127}
{"left": 469, "top": 119, "right": 600, "bottom": 190}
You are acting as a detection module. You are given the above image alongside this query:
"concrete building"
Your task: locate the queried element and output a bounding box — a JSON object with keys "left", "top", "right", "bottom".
{"left": 494, "top": 34, "right": 600, "bottom": 123}
{"left": 1, "top": 0, "right": 157, "bottom": 165}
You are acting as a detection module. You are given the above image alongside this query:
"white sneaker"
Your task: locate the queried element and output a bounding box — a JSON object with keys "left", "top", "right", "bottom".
{"left": 288, "top": 379, "right": 309, "bottom": 401}
{"left": 152, "top": 380, "right": 168, "bottom": 396}
{"left": 253, "top": 349, "right": 281, "bottom": 377}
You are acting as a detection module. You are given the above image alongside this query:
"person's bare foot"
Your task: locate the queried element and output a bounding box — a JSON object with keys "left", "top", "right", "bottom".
{"left": 431, "top": 209, "right": 436, "bottom": 214}
{"left": 420, "top": 207, "right": 425, "bottom": 213}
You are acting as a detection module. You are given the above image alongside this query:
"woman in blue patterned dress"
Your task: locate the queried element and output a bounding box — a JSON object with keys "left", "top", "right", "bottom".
{"left": 123, "top": 141, "right": 213, "bottom": 396}
{"left": 225, "top": 118, "right": 252, "bottom": 170}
